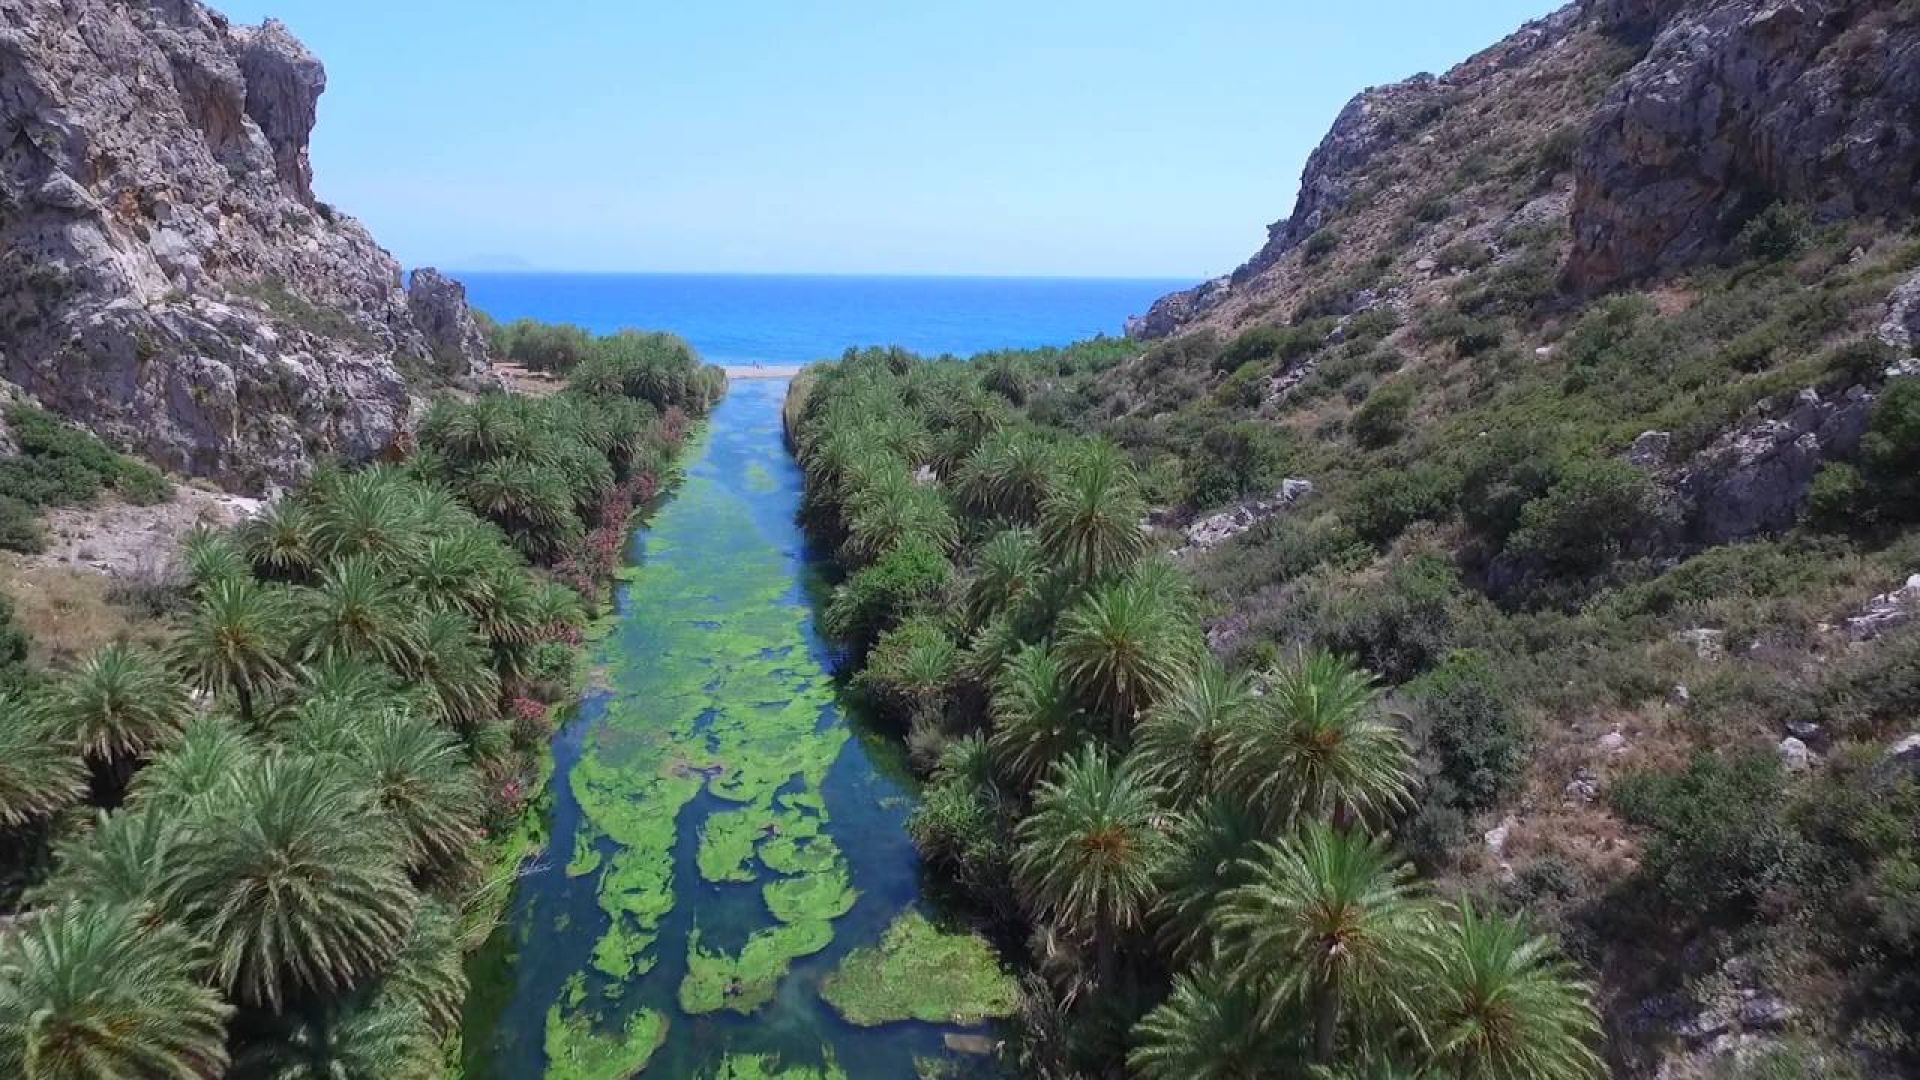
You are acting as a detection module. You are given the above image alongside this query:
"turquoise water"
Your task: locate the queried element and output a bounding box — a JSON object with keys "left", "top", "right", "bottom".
{"left": 458, "top": 272, "right": 1187, "bottom": 364}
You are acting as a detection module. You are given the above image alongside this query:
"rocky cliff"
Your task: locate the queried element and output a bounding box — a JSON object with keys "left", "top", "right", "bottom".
{"left": 1131, "top": 0, "right": 1920, "bottom": 338}
{"left": 0, "top": 0, "right": 492, "bottom": 492}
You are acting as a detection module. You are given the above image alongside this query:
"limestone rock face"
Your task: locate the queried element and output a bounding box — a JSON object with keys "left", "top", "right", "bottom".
{"left": 0, "top": 0, "right": 490, "bottom": 492}
{"left": 1569, "top": 0, "right": 1920, "bottom": 289}
{"left": 1676, "top": 384, "right": 1874, "bottom": 544}
{"left": 407, "top": 268, "right": 493, "bottom": 380}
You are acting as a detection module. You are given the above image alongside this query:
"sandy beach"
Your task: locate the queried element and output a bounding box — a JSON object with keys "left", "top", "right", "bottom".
{"left": 724, "top": 364, "right": 808, "bottom": 380}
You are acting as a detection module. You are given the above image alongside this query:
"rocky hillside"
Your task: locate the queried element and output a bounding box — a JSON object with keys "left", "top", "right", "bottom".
{"left": 1132, "top": 0, "right": 1920, "bottom": 338}
{"left": 0, "top": 0, "right": 493, "bottom": 493}
{"left": 1001, "top": 0, "right": 1920, "bottom": 1074}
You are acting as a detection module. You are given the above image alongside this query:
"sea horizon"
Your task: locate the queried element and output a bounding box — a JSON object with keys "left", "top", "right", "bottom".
{"left": 457, "top": 271, "right": 1187, "bottom": 366}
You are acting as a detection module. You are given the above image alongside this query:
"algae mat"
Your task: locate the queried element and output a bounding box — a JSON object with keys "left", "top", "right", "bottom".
{"left": 462, "top": 379, "right": 1000, "bottom": 1078}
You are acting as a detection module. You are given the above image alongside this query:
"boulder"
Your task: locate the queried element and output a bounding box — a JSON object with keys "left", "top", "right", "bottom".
{"left": 1174, "top": 479, "right": 1315, "bottom": 554}
{"left": 1777, "top": 736, "right": 1812, "bottom": 773}
{"left": 1677, "top": 386, "right": 1873, "bottom": 544}
{"left": 1844, "top": 573, "right": 1920, "bottom": 642}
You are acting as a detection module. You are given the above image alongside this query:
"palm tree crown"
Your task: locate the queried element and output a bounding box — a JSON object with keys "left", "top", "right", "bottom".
{"left": 1420, "top": 901, "right": 1604, "bottom": 1080}
{"left": 0, "top": 903, "right": 231, "bottom": 1079}
{"left": 1226, "top": 650, "right": 1413, "bottom": 830}
{"left": 163, "top": 755, "right": 418, "bottom": 1011}
{"left": 1213, "top": 824, "right": 1433, "bottom": 1063}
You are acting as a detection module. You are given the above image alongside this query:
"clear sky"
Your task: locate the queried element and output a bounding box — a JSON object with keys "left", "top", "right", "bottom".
{"left": 213, "top": 0, "right": 1560, "bottom": 278}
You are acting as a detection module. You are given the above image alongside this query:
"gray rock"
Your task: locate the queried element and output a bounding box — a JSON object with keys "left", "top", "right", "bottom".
{"left": 1888, "top": 734, "right": 1920, "bottom": 769}
{"left": 1673, "top": 628, "right": 1726, "bottom": 661}
{"left": 1880, "top": 270, "right": 1920, "bottom": 352}
{"left": 1777, "top": 736, "right": 1812, "bottom": 773}
{"left": 1571, "top": 0, "right": 1920, "bottom": 289}
{"left": 1667, "top": 683, "right": 1692, "bottom": 709}
{"left": 1175, "top": 479, "right": 1315, "bottom": 554}
{"left": 1627, "top": 429, "right": 1672, "bottom": 469}
{"left": 1677, "top": 385, "right": 1873, "bottom": 544}
{"left": 0, "top": 0, "right": 492, "bottom": 492}
{"left": 1599, "top": 728, "right": 1628, "bottom": 754}
{"left": 1564, "top": 767, "right": 1599, "bottom": 803}
{"left": 406, "top": 268, "right": 492, "bottom": 379}
{"left": 1844, "top": 574, "right": 1920, "bottom": 642}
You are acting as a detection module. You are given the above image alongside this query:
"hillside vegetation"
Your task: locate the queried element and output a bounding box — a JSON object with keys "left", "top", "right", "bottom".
{"left": 788, "top": 2, "right": 1920, "bottom": 1075}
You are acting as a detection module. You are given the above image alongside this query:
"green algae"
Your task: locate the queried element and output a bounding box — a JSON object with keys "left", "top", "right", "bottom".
{"left": 565, "top": 832, "right": 602, "bottom": 878}
{"left": 820, "top": 911, "right": 1018, "bottom": 1028}
{"left": 702, "top": 1052, "right": 847, "bottom": 1080}
{"left": 543, "top": 1000, "right": 668, "bottom": 1080}
{"left": 679, "top": 921, "right": 835, "bottom": 1016}
{"left": 762, "top": 861, "right": 856, "bottom": 924}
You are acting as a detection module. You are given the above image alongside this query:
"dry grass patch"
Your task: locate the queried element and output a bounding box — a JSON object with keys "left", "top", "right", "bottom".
{"left": 0, "top": 557, "right": 168, "bottom": 669}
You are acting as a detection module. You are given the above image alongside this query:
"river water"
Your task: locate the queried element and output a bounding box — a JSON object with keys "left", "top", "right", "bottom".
{"left": 461, "top": 378, "right": 985, "bottom": 1078}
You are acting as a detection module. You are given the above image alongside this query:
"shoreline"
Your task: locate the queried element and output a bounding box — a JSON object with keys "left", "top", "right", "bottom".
{"left": 724, "top": 363, "right": 808, "bottom": 381}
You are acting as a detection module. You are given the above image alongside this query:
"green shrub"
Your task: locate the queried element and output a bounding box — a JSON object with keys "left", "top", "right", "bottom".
{"left": 1407, "top": 650, "right": 1526, "bottom": 811}
{"left": 823, "top": 540, "right": 954, "bottom": 649}
{"left": 1317, "top": 553, "right": 1458, "bottom": 682}
{"left": 1349, "top": 382, "right": 1414, "bottom": 448}
{"left": 1434, "top": 240, "right": 1493, "bottom": 273}
{"left": 0, "top": 495, "right": 43, "bottom": 553}
{"left": 1345, "top": 462, "right": 1459, "bottom": 545}
{"left": 1506, "top": 458, "right": 1653, "bottom": 573}
{"left": 1212, "top": 321, "right": 1331, "bottom": 375}
{"left": 1302, "top": 227, "right": 1340, "bottom": 264}
{"left": 1737, "top": 202, "right": 1812, "bottom": 263}
{"left": 1612, "top": 751, "right": 1803, "bottom": 916}
{"left": 1860, "top": 378, "right": 1920, "bottom": 519}
{"left": 1806, "top": 461, "right": 1867, "bottom": 530}
{"left": 1183, "top": 424, "right": 1287, "bottom": 510}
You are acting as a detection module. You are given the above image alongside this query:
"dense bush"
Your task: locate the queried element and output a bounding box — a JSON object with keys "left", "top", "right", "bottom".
{"left": 0, "top": 405, "right": 173, "bottom": 553}
{"left": 1506, "top": 458, "right": 1654, "bottom": 573}
{"left": 1612, "top": 751, "right": 1802, "bottom": 917}
{"left": 1344, "top": 462, "right": 1459, "bottom": 545}
{"left": 1406, "top": 649, "right": 1525, "bottom": 811}
{"left": 1349, "top": 382, "right": 1414, "bottom": 448}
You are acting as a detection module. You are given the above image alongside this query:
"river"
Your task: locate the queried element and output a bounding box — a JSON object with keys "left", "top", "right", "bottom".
{"left": 461, "top": 378, "right": 994, "bottom": 1078}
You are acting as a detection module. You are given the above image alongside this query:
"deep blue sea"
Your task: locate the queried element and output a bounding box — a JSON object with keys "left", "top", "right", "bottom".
{"left": 457, "top": 273, "right": 1191, "bottom": 364}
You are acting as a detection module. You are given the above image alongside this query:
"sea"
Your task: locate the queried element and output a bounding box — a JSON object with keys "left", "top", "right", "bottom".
{"left": 455, "top": 273, "right": 1192, "bottom": 364}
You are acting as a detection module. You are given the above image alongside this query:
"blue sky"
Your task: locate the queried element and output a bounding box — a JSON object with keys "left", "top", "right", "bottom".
{"left": 215, "top": 0, "right": 1559, "bottom": 277}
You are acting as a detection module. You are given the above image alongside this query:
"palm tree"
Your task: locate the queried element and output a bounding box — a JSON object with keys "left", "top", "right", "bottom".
{"left": 180, "top": 526, "right": 248, "bottom": 596}
{"left": 461, "top": 458, "right": 576, "bottom": 558}
{"left": 408, "top": 611, "right": 500, "bottom": 731}
{"left": 32, "top": 807, "right": 180, "bottom": 908}
{"left": 1128, "top": 967, "right": 1295, "bottom": 1080}
{"left": 1213, "top": 824, "right": 1433, "bottom": 1065}
{"left": 296, "top": 654, "right": 403, "bottom": 714}
{"left": 307, "top": 469, "right": 428, "bottom": 567}
{"left": 1225, "top": 650, "right": 1413, "bottom": 831}
{"left": 408, "top": 532, "right": 503, "bottom": 617}
{"left": 987, "top": 643, "right": 1090, "bottom": 792}
{"left": 173, "top": 576, "right": 295, "bottom": 731}
{"left": 959, "top": 430, "right": 1058, "bottom": 524}
{"left": 1154, "top": 797, "right": 1265, "bottom": 966}
{"left": 233, "top": 993, "right": 438, "bottom": 1080}
{"left": 298, "top": 555, "right": 425, "bottom": 672}
{"left": 1013, "top": 747, "right": 1170, "bottom": 987}
{"left": 346, "top": 712, "right": 482, "bottom": 873}
{"left": 0, "top": 694, "right": 86, "bottom": 828}
{"left": 164, "top": 755, "right": 418, "bottom": 1011}
{"left": 1055, "top": 577, "right": 1195, "bottom": 745}
{"left": 1418, "top": 901, "right": 1603, "bottom": 1080}
{"left": 842, "top": 467, "right": 957, "bottom": 564}
{"left": 238, "top": 500, "right": 319, "bottom": 582}
{"left": 130, "top": 715, "right": 259, "bottom": 811}
{"left": 381, "top": 901, "right": 468, "bottom": 1034}
{"left": 0, "top": 903, "right": 231, "bottom": 1079}
{"left": 1038, "top": 441, "right": 1146, "bottom": 583}
{"left": 965, "top": 527, "right": 1042, "bottom": 630}
{"left": 46, "top": 644, "right": 191, "bottom": 807}
{"left": 1133, "top": 658, "right": 1253, "bottom": 808}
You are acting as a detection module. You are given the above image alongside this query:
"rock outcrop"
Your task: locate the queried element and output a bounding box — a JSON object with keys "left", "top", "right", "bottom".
{"left": 407, "top": 268, "right": 493, "bottom": 381}
{"left": 0, "top": 0, "right": 492, "bottom": 492}
{"left": 1131, "top": 0, "right": 1920, "bottom": 338}
{"left": 1569, "top": 0, "right": 1920, "bottom": 290}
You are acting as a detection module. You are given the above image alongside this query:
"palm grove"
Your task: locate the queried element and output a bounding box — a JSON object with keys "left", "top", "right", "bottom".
{"left": 787, "top": 348, "right": 1603, "bottom": 1078}
{"left": 0, "top": 331, "right": 723, "bottom": 1078}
